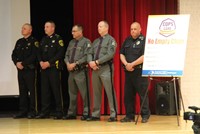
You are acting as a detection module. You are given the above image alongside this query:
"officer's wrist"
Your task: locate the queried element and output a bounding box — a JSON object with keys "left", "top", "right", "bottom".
{"left": 75, "top": 61, "right": 79, "bottom": 65}
{"left": 95, "top": 60, "right": 99, "bottom": 65}
{"left": 124, "top": 63, "right": 128, "bottom": 66}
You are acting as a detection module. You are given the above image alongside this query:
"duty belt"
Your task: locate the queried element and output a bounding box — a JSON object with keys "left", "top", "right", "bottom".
{"left": 72, "top": 63, "right": 88, "bottom": 72}
{"left": 123, "top": 64, "right": 142, "bottom": 71}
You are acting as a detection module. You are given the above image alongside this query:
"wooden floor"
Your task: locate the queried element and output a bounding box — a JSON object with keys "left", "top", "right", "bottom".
{"left": 0, "top": 115, "right": 193, "bottom": 134}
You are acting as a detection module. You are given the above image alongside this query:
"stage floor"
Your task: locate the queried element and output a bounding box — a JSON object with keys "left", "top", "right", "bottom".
{"left": 0, "top": 115, "right": 193, "bottom": 134}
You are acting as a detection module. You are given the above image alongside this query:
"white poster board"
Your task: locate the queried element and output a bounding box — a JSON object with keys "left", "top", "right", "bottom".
{"left": 142, "top": 15, "right": 190, "bottom": 77}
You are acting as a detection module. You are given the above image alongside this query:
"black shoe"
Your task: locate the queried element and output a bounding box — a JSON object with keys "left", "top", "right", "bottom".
{"left": 35, "top": 113, "right": 49, "bottom": 119}
{"left": 13, "top": 112, "right": 27, "bottom": 119}
{"left": 54, "top": 115, "right": 63, "bottom": 120}
{"left": 53, "top": 112, "right": 63, "bottom": 120}
{"left": 81, "top": 115, "right": 89, "bottom": 121}
{"left": 120, "top": 117, "right": 135, "bottom": 123}
{"left": 87, "top": 116, "right": 100, "bottom": 121}
{"left": 27, "top": 113, "right": 36, "bottom": 119}
{"left": 141, "top": 118, "right": 148, "bottom": 123}
{"left": 108, "top": 117, "right": 117, "bottom": 122}
{"left": 63, "top": 115, "right": 76, "bottom": 120}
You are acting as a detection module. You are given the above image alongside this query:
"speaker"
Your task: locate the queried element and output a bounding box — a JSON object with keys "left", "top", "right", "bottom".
{"left": 155, "top": 81, "right": 176, "bottom": 115}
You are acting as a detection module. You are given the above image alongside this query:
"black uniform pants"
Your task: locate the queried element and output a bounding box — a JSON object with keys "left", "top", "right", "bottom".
{"left": 18, "top": 69, "right": 36, "bottom": 114}
{"left": 40, "top": 67, "right": 63, "bottom": 115}
{"left": 124, "top": 68, "right": 150, "bottom": 119}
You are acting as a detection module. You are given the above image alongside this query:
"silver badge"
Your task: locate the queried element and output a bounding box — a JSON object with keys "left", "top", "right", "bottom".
{"left": 136, "top": 41, "right": 140, "bottom": 45}
{"left": 27, "top": 43, "right": 31, "bottom": 46}
{"left": 52, "top": 40, "right": 55, "bottom": 43}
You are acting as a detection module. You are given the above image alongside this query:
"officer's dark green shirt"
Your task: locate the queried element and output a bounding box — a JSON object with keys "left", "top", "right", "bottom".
{"left": 65, "top": 36, "right": 91, "bottom": 65}
{"left": 12, "top": 35, "right": 39, "bottom": 68}
{"left": 87, "top": 34, "right": 117, "bottom": 64}
{"left": 38, "top": 33, "right": 65, "bottom": 66}
{"left": 120, "top": 34, "right": 145, "bottom": 63}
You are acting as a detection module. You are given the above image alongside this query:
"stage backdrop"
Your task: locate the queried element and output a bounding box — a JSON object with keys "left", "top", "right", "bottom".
{"left": 73, "top": 0, "right": 178, "bottom": 115}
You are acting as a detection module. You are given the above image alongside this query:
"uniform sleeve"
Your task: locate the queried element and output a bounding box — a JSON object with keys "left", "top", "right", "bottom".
{"left": 11, "top": 40, "right": 20, "bottom": 65}
{"left": 21, "top": 40, "right": 39, "bottom": 66}
{"left": 48, "top": 36, "right": 65, "bottom": 66}
{"left": 98, "top": 38, "right": 117, "bottom": 64}
{"left": 140, "top": 38, "right": 146, "bottom": 55}
{"left": 87, "top": 39, "right": 96, "bottom": 63}
{"left": 64, "top": 42, "right": 70, "bottom": 64}
{"left": 77, "top": 39, "right": 91, "bottom": 64}
{"left": 120, "top": 40, "right": 126, "bottom": 55}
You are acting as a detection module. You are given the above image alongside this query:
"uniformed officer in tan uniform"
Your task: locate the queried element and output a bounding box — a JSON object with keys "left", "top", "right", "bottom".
{"left": 63, "top": 24, "right": 91, "bottom": 120}
{"left": 87, "top": 20, "right": 118, "bottom": 122}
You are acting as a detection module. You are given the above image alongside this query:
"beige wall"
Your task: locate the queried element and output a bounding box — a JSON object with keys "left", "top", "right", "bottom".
{"left": 179, "top": 0, "right": 200, "bottom": 111}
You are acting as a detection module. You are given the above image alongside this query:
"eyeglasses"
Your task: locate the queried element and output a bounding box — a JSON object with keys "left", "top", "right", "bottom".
{"left": 72, "top": 30, "right": 78, "bottom": 33}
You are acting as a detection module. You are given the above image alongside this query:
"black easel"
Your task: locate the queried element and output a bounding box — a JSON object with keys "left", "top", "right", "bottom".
{"left": 135, "top": 76, "right": 186, "bottom": 126}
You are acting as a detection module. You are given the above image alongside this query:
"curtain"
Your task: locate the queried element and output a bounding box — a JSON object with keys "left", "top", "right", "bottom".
{"left": 73, "top": 0, "right": 178, "bottom": 115}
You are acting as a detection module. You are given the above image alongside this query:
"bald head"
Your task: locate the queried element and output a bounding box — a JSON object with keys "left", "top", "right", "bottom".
{"left": 130, "top": 22, "right": 141, "bottom": 39}
{"left": 21, "top": 23, "right": 32, "bottom": 38}
{"left": 98, "top": 20, "right": 109, "bottom": 36}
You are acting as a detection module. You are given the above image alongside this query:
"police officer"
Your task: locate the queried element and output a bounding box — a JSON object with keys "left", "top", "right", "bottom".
{"left": 12, "top": 23, "right": 39, "bottom": 119}
{"left": 36, "top": 21, "right": 65, "bottom": 119}
{"left": 63, "top": 24, "right": 91, "bottom": 120}
{"left": 87, "top": 20, "right": 118, "bottom": 122}
{"left": 120, "top": 22, "right": 150, "bottom": 123}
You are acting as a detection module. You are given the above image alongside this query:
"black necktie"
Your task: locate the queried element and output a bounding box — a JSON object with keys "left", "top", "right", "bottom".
{"left": 95, "top": 37, "right": 103, "bottom": 60}
{"left": 70, "top": 40, "right": 78, "bottom": 63}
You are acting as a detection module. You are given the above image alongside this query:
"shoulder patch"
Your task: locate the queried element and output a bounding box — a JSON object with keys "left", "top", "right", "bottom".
{"left": 87, "top": 43, "right": 91, "bottom": 48}
{"left": 34, "top": 41, "right": 39, "bottom": 47}
{"left": 111, "top": 41, "right": 116, "bottom": 46}
{"left": 59, "top": 40, "right": 64, "bottom": 47}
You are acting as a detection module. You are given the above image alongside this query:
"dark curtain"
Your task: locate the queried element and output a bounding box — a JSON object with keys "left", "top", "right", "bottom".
{"left": 73, "top": 0, "right": 178, "bottom": 115}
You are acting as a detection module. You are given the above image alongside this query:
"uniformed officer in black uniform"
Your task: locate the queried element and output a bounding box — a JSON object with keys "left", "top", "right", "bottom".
{"left": 12, "top": 23, "right": 39, "bottom": 119}
{"left": 87, "top": 21, "right": 118, "bottom": 122}
{"left": 120, "top": 22, "right": 150, "bottom": 123}
{"left": 63, "top": 24, "right": 91, "bottom": 120}
{"left": 36, "top": 21, "right": 65, "bottom": 119}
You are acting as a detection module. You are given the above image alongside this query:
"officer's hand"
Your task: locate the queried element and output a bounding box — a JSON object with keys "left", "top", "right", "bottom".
{"left": 41, "top": 61, "right": 50, "bottom": 69}
{"left": 89, "top": 61, "right": 96, "bottom": 68}
{"left": 92, "top": 66, "right": 99, "bottom": 70}
{"left": 67, "top": 63, "right": 76, "bottom": 71}
{"left": 16, "top": 62, "right": 24, "bottom": 70}
{"left": 126, "top": 63, "right": 134, "bottom": 71}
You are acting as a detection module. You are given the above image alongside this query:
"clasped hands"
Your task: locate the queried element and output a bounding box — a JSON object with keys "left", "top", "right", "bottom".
{"left": 125, "top": 62, "right": 135, "bottom": 71}
{"left": 89, "top": 61, "right": 99, "bottom": 70}
{"left": 40, "top": 61, "right": 50, "bottom": 69}
{"left": 67, "top": 63, "right": 76, "bottom": 71}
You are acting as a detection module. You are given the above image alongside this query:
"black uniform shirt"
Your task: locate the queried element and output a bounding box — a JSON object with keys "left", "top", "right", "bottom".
{"left": 12, "top": 36, "right": 39, "bottom": 68}
{"left": 38, "top": 33, "right": 65, "bottom": 66}
{"left": 120, "top": 34, "right": 145, "bottom": 63}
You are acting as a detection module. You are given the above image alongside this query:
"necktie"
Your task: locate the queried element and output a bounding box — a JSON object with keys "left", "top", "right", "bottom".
{"left": 70, "top": 40, "right": 78, "bottom": 63}
{"left": 95, "top": 37, "right": 103, "bottom": 60}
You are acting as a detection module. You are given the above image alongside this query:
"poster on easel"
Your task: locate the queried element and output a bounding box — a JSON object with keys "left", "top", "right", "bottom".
{"left": 142, "top": 15, "right": 190, "bottom": 77}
